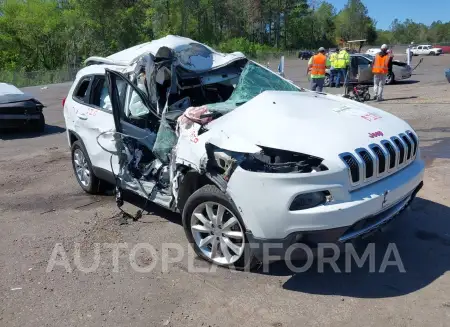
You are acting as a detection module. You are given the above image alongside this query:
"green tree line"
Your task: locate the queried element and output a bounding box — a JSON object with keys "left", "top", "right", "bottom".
{"left": 0, "top": 0, "right": 449, "bottom": 73}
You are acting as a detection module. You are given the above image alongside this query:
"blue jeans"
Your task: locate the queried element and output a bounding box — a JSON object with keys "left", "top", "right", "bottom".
{"left": 335, "top": 68, "right": 347, "bottom": 87}
{"left": 329, "top": 68, "right": 336, "bottom": 86}
{"left": 310, "top": 78, "right": 325, "bottom": 92}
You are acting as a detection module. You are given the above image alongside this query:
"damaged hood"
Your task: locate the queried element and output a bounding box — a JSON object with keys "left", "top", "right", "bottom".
{"left": 206, "top": 91, "right": 412, "bottom": 160}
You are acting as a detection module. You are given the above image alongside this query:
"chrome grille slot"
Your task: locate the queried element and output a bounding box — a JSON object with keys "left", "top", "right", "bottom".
{"left": 371, "top": 145, "right": 386, "bottom": 174}
{"left": 407, "top": 131, "right": 418, "bottom": 156}
{"left": 400, "top": 134, "right": 412, "bottom": 160}
{"left": 392, "top": 137, "right": 405, "bottom": 164}
{"left": 382, "top": 141, "right": 396, "bottom": 169}
{"left": 342, "top": 154, "right": 360, "bottom": 184}
{"left": 340, "top": 130, "right": 418, "bottom": 190}
{"left": 357, "top": 149, "right": 374, "bottom": 179}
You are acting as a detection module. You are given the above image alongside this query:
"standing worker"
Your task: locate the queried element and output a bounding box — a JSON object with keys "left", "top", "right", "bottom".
{"left": 308, "top": 47, "right": 331, "bottom": 92}
{"left": 329, "top": 48, "right": 338, "bottom": 87}
{"left": 334, "top": 47, "right": 350, "bottom": 88}
{"left": 372, "top": 44, "right": 390, "bottom": 101}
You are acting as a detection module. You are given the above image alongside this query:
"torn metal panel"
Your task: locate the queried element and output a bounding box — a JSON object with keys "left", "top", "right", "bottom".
{"left": 134, "top": 54, "right": 158, "bottom": 111}
{"left": 85, "top": 35, "right": 246, "bottom": 71}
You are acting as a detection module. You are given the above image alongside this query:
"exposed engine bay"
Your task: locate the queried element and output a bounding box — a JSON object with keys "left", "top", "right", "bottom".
{"left": 104, "top": 44, "right": 317, "bottom": 214}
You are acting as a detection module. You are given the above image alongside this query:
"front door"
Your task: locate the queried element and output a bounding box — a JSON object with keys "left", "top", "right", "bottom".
{"left": 105, "top": 69, "right": 162, "bottom": 195}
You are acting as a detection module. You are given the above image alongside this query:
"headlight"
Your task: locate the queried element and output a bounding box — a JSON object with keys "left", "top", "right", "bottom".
{"left": 205, "top": 143, "right": 327, "bottom": 181}
{"left": 289, "top": 192, "right": 326, "bottom": 211}
{"left": 240, "top": 146, "right": 327, "bottom": 173}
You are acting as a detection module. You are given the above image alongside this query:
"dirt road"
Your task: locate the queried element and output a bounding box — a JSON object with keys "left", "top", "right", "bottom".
{"left": 1, "top": 55, "right": 449, "bottom": 327}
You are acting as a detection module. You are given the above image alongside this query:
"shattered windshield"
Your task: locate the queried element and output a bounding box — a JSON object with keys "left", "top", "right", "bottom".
{"left": 207, "top": 62, "right": 301, "bottom": 113}
{"left": 176, "top": 43, "right": 214, "bottom": 70}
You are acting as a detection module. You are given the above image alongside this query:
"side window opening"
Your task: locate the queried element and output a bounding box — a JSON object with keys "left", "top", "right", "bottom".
{"left": 75, "top": 78, "right": 90, "bottom": 101}
{"left": 90, "top": 76, "right": 113, "bottom": 111}
{"left": 91, "top": 77, "right": 105, "bottom": 107}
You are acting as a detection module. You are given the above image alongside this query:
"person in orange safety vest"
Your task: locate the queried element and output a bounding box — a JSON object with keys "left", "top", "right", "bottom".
{"left": 308, "top": 47, "right": 331, "bottom": 92}
{"left": 372, "top": 44, "right": 391, "bottom": 101}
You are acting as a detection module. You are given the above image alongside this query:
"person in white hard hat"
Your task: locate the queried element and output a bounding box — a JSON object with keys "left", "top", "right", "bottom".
{"left": 371, "top": 44, "right": 390, "bottom": 101}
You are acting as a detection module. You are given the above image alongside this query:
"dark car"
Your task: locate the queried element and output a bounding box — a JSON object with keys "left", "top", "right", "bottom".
{"left": 298, "top": 50, "right": 313, "bottom": 60}
{"left": 0, "top": 83, "right": 45, "bottom": 132}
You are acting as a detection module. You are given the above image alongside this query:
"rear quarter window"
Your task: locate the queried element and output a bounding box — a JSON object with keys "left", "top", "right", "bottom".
{"left": 75, "top": 79, "right": 90, "bottom": 98}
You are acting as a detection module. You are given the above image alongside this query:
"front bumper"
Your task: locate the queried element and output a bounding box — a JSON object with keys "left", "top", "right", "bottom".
{"left": 227, "top": 157, "right": 425, "bottom": 240}
{"left": 246, "top": 181, "right": 422, "bottom": 260}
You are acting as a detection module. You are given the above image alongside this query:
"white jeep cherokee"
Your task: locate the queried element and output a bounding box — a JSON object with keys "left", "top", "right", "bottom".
{"left": 63, "top": 35, "right": 424, "bottom": 269}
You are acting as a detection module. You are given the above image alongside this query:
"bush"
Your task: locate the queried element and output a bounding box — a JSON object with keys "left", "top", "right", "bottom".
{"left": 215, "top": 38, "right": 278, "bottom": 59}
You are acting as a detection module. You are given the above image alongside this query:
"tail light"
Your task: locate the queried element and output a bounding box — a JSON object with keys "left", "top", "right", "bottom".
{"left": 62, "top": 97, "right": 66, "bottom": 107}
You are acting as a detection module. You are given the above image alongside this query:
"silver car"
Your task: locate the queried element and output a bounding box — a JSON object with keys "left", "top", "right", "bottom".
{"left": 325, "top": 54, "right": 412, "bottom": 87}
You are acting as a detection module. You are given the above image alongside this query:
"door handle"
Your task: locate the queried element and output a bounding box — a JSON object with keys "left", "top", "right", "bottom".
{"left": 77, "top": 113, "right": 88, "bottom": 120}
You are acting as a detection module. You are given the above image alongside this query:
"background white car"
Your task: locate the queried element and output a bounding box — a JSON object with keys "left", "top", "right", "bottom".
{"left": 365, "top": 48, "right": 381, "bottom": 56}
{"left": 64, "top": 35, "right": 424, "bottom": 269}
{"left": 410, "top": 45, "right": 443, "bottom": 56}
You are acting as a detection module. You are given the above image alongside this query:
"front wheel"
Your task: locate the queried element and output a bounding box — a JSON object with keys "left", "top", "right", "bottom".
{"left": 324, "top": 73, "right": 331, "bottom": 87}
{"left": 182, "top": 185, "right": 258, "bottom": 270}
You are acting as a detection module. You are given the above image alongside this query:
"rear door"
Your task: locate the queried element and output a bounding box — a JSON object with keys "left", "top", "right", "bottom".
{"left": 71, "top": 74, "right": 119, "bottom": 180}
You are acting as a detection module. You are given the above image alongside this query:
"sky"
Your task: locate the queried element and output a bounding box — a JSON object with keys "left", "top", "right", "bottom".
{"left": 329, "top": 0, "right": 450, "bottom": 30}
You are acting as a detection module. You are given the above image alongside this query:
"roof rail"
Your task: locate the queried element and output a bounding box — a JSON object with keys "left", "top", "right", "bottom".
{"left": 84, "top": 56, "right": 128, "bottom": 66}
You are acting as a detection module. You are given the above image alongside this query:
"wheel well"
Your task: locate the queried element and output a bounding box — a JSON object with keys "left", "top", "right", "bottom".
{"left": 69, "top": 131, "right": 79, "bottom": 145}
{"left": 177, "top": 170, "right": 213, "bottom": 212}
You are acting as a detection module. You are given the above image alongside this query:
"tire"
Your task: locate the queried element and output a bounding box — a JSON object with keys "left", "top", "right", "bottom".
{"left": 71, "top": 140, "right": 102, "bottom": 194}
{"left": 364, "top": 93, "right": 371, "bottom": 101}
{"left": 385, "top": 73, "right": 395, "bottom": 85}
{"left": 31, "top": 113, "right": 45, "bottom": 133}
{"left": 182, "top": 185, "right": 258, "bottom": 270}
{"left": 324, "top": 73, "right": 331, "bottom": 87}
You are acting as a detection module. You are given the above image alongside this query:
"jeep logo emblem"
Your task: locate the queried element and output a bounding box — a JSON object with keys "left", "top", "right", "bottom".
{"left": 369, "top": 131, "right": 384, "bottom": 138}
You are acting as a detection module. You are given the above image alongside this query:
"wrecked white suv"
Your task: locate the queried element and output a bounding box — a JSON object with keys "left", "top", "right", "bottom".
{"left": 64, "top": 35, "right": 424, "bottom": 269}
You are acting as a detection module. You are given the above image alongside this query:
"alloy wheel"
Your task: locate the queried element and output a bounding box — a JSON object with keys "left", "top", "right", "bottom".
{"left": 190, "top": 202, "right": 245, "bottom": 265}
{"left": 73, "top": 148, "right": 91, "bottom": 187}
{"left": 324, "top": 74, "right": 330, "bottom": 87}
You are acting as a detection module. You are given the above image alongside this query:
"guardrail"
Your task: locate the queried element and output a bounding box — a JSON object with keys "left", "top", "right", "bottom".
{"left": 0, "top": 68, "right": 79, "bottom": 88}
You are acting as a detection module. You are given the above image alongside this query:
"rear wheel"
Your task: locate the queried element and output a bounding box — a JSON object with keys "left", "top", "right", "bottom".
{"left": 385, "top": 73, "right": 395, "bottom": 85}
{"left": 71, "top": 140, "right": 103, "bottom": 194}
{"left": 182, "top": 185, "right": 258, "bottom": 270}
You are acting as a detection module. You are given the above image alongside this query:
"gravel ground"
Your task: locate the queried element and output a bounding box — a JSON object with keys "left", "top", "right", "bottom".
{"left": 1, "top": 55, "right": 449, "bottom": 327}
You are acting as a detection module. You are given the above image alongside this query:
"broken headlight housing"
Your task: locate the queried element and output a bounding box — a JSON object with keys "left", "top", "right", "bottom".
{"left": 240, "top": 146, "right": 327, "bottom": 173}
{"left": 205, "top": 144, "right": 327, "bottom": 180}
